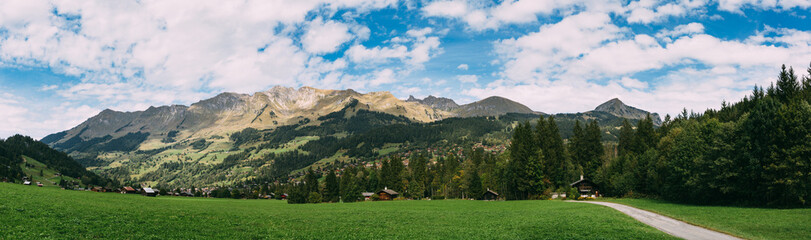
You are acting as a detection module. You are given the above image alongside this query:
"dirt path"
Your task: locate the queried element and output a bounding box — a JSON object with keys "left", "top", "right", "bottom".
{"left": 568, "top": 201, "right": 742, "bottom": 240}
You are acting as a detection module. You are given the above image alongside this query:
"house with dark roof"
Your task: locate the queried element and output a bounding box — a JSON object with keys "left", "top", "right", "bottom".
{"left": 570, "top": 175, "right": 597, "bottom": 197}
{"left": 376, "top": 187, "right": 399, "bottom": 201}
{"left": 482, "top": 189, "right": 499, "bottom": 201}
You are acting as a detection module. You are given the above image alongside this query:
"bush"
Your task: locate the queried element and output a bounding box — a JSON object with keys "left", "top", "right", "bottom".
{"left": 566, "top": 187, "right": 579, "bottom": 200}
{"left": 308, "top": 192, "right": 322, "bottom": 203}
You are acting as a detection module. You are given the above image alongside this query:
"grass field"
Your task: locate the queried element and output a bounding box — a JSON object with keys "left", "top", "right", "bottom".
{"left": 603, "top": 198, "right": 811, "bottom": 240}
{"left": 0, "top": 183, "right": 676, "bottom": 239}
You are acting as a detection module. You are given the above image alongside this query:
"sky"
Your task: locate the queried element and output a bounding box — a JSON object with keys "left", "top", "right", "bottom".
{"left": 0, "top": 0, "right": 810, "bottom": 139}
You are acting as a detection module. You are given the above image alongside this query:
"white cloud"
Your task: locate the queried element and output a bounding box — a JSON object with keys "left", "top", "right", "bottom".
{"left": 0, "top": 0, "right": 409, "bottom": 137}
{"left": 477, "top": 10, "right": 811, "bottom": 117}
{"left": 422, "top": 0, "right": 469, "bottom": 18}
{"left": 495, "top": 12, "right": 623, "bottom": 82}
{"left": 457, "top": 74, "right": 479, "bottom": 84}
{"left": 457, "top": 64, "right": 469, "bottom": 70}
{"left": 656, "top": 22, "right": 705, "bottom": 40}
{"left": 301, "top": 18, "right": 355, "bottom": 54}
{"left": 345, "top": 27, "right": 442, "bottom": 68}
{"left": 620, "top": 77, "right": 649, "bottom": 89}
{"left": 625, "top": 0, "right": 706, "bottom": 24}
{"left": 717, "top": 0, "right": 811, "bottom": 13}
{"left": 422, "top": 0, "right": 624, "bottom": 31}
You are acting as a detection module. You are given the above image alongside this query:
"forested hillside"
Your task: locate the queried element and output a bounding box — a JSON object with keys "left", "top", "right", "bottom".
{"left": 0, "top": 135, "right": 113, "bottom": 187}
{"left": 597, "top": 64, "right": 811, "bottom": 207}
{"left": 277, "top": 64, "right": 810, "bottom": 207}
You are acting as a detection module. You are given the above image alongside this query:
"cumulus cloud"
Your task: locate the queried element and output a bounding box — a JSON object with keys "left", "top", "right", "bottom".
{"left": 422, "top": 0, "right": 624, "bottom": 31}
{"left": 301, "top": 18, "right": 355, "bottom": 54}
{"left": 625, "top": 0, "right": 706, "bottom": 24}
{"left": 457, "top": 64, "right": 469, "bottom": 70}
{"left": 345, "top": 27, "right": 442, "bottom": 68}
{"left": 457, "top": 75, "right": 479, "bottom": 84}
{"left": 476, "top": 10, "right": 811, "bottom": 116}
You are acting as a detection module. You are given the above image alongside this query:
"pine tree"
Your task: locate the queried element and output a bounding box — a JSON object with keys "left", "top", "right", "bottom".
{"left": 304, "top": 168, "right": 319, "bottom": 195}
{"left": 583, "top": 120, "right": 604, "bottom": 180}
{"left": 632, "top": 115, "right": 656, "bottom": 155}
{"left": 409, "top": 154, "right": 427, "bottom": 198}
{"left": 467, "top": 170, "right": 483, "bottom": 200}
{"left": 570, "top": 120, "right": 585, "bottom": 168}
{"left": 508, "top": 122, "right": 545, "bottom": 199}
{"left": 617, "top": 119, "right": 634, "bottom": 157}
{"left": 324, "top": 170, "right": 340, "bottom": 202}
{"left": 340, "top": 167, "right": 358, "bottom": 202}
{"left": 775, "top": 64, "right": 800, "bottom": 103}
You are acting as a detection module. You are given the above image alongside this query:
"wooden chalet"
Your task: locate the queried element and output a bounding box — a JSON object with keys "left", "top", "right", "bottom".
{"left": 376, "top": 187, "right": 399, "bottom": 201}
{"left": 141, "top": 188, "right": 158, "bottom": 197}
{"left": 361, "top": 192, "right": 374, "bottom": 201}
{"left": 570, "top": 175, "right": 597, "bottom": 197}
{"left": 121, "top": 186, "right": 138, "bottom": 194}
{"left": 482, "top": 189, "right": 499, "bottom": 201}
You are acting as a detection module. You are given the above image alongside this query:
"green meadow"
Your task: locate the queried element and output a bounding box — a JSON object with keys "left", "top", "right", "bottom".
{"left": 0, "top": 183, "right": 674, "bottom": 239}
{"left": 604, "top": 199, "right": 811, "bottom": 240}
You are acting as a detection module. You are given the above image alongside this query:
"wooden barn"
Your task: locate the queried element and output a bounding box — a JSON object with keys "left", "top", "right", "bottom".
{"left": 570, "top": 175, "right": 597, "bottom": 197}
{"left": 121, "top": 186, "right": 137, "bottom": 194}
{"left": 482, "top": 189, "right": 499, "bottom": 201}
{"left": 376, "top": 187, "right": 399, "bottom": 201}
{"left": 141, "top": 188, "right": 158, "bottom": 197}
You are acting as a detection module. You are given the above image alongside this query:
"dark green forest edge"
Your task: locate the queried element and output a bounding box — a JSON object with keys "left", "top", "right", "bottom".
{"left": 2, "top": 63, "right": 809, "bottom": 208}
{"left": 274, "top": 64, "right": 811, "bottom": 207}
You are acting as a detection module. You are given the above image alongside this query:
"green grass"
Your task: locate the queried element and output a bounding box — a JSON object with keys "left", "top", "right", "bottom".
{"left": 0, "top": 183, "right": 675, "bottom": 239}
{"left": 20, "top": 156, "right": 79, "bottom": 187}
{"left": 603, "top": 198, "right": 811, "bottom": 240}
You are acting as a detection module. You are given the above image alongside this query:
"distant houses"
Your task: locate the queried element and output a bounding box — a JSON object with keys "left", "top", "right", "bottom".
{"left": 376, "top": 187, "right": 399, "bottom": 200}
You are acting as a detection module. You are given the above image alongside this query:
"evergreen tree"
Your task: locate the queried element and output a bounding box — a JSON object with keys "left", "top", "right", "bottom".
{"left": 508, "top": 122, "right": 545, "bottom": 199}
{"left": 582, "top": 120, "right": 604, "bottom": 180}
{"left": 540, "top": 116, "right": 566, "bottom": 187}
{"left": 466, "top": 170, "right": 483, "bottom": 199}
{"left": 324, "top": 170, "right": 340, "bottom": 202}
{"left": 617, "top": 119, "right": 635, "bottom": 157}
{"left": 409, "top": 154, "right": 427, "bottom": 198}
{"left": 632, "top": 115, "right": 656, "bottom": 155}
{"left": 776, "top": 64, "right": 800, "bottom": 103}
{"left": 340, "top": 167, "right": 360, "bottom": 202}
{"left": 304, "top": 168, "right": 319, "bottom": 195}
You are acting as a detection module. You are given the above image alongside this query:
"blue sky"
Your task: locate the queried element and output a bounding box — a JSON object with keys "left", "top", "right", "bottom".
{"left": 0, "top": 0, "right": 810, "bottom": 139}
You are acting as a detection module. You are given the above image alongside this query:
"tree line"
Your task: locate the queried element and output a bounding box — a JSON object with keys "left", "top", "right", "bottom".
{"left": 281, "top": 63, "right": 810, "bottom": 207}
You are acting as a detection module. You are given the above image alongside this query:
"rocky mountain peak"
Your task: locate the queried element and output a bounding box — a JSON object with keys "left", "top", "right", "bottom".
{"left": 593, "top": 98, "right": 662, "bottom": 125}
{"left": 405, "top": 95, "right": 459, "bottom": 111}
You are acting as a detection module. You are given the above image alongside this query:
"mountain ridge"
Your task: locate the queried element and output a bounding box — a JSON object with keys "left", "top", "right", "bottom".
{"left": 590, "top": 98, "right": 662, "bottom": 125}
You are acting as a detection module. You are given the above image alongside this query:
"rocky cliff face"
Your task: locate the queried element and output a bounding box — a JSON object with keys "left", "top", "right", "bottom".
{"left": 406, "top": 95, "right": 460, "bottom": 111}
{"left": 44, "top": 86, "right": 452, "bottom": 148}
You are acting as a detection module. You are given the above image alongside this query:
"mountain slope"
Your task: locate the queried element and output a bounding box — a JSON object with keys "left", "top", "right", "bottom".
{"left": 1, "top": 135, "right": 111, "bottom": 187}
{"left": 43, "top": 87, "right": 452, "bottom": 154}
{"left": 406, "top": 95, "right": 460, "bottom": 111}
{"left": 453, "top": 96, "right": 536, "bottom": 117}
{"left": 590, "top": 98, "right": 662, "bottom": 125}
{"left": 39, "top": 86, "right": 664, "bottom": 188}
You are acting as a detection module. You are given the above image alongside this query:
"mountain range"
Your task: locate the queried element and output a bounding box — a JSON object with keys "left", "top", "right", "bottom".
{"left": 41, "top": 86, "right": 660, "bottom": 187}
